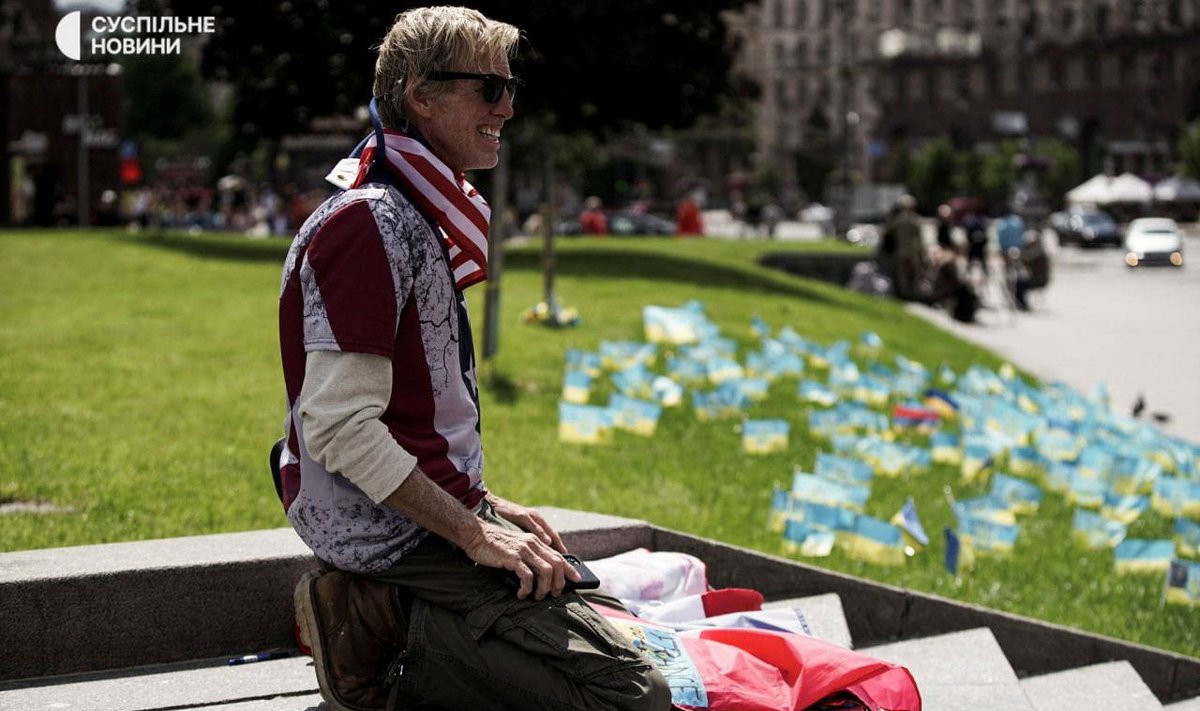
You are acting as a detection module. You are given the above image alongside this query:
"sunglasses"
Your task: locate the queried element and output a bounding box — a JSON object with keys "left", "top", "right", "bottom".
{"left": 426, "top": 71, "right": 520, "bottom": 104}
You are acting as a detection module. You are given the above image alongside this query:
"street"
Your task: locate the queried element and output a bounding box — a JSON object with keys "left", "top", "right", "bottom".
{"left": 909, "top": 230, "right": 1200, "bottom": 443}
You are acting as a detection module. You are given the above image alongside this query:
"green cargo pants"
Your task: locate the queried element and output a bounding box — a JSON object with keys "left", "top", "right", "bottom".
{"left": 369, "top": 503, "right": 672, "bottom": 711}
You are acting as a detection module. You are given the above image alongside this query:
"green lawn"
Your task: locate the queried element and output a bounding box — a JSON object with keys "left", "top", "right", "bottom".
{"left": 0, "top": 229, "right": 1195, "bottom": 658}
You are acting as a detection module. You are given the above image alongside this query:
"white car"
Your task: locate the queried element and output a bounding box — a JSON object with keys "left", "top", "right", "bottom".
{"left": 1124, "top": 217, "right": 1184, "bottom": 267}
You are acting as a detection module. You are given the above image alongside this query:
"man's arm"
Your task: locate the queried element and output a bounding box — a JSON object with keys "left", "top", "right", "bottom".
{"left": 298, "top": 349, "right": 577, "bottom": 599}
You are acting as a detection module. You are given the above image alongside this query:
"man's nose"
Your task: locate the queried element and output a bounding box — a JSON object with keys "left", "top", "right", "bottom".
{"left": 493, "top": 87, "right": 515, "bottom": 119}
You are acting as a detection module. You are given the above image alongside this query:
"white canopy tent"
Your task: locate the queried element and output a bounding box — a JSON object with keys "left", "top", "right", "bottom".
{"left": 1066, "top": 173, "right": 1155, "bottom": 206}
{"left": 1106, "top": 173, "right": 1153, "bottom": 203}
{"left": 1153, "top": 175, "right": 1200, "bottom": 203}
{"left": 1065, "top": 174, "right": 1113, "bottom": 205}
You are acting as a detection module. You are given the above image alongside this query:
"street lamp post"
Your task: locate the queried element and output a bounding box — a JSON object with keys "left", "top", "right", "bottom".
{"left": 835, "top": 0, "right": 853, "bottom": 237}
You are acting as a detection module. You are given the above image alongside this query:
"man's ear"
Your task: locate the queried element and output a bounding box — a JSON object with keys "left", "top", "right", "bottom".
{"left": 405, "top": 86, "right": 437, "bottom": 121}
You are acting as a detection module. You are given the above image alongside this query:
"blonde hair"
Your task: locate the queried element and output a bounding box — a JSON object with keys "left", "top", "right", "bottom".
{"left": 373, "top": 6, "right": 520, "bottom": 129}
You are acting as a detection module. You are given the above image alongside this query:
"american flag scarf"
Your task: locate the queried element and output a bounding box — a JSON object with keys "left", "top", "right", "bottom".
{"left": 352, "top": 130, "right": 491, "bottom": 291}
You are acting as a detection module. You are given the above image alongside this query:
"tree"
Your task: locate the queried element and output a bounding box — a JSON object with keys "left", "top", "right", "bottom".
{"left": 794, "top": 106, "right": 835, "bottom": 203}
{"left": 910, "top": 138, "right": 956, "bottom": 210}
{"left": 1178, "top": 119, "right": 1200, "bottom": 179}
{"left": 149, "top": 0, "right": 749, "bottom": 161}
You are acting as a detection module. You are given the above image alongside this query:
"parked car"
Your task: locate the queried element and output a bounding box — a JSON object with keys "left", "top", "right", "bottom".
{"left": 1124, "top": 217, "right": 1184, "bottom": 268}
{"left": 1050, "top": 208, "right": 1121, "bottom": 247}
{"left": 558, "top": 210, "right": 675, "bottom": 236}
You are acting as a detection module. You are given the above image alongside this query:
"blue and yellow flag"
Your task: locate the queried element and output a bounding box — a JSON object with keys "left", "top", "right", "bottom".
{"left": 1067, "top": 472, "right": 1107, "bottom": 509}
{"left": 1071, "top": 509, "right": 1127, "bottom": 550}
{"left": 1176, "top": 517, "right": 1200, "bottom": 558}
{"left": 599, "top": 340, "right": 657, "bottom": 371}
{"left": 562, "top": 370, "right": 592, "bottom": 404}
{"left": 611, "top": 363, "right": 654, "bottom": 399}
{"left": 565, "top": 348, "right": 602, "bottom": 377}
{"left": 815, "top": 453, "right": 875, "bottom": 487}
{"left": 1152, "top": 476, "right": 1200, "bottom": 518}
{"left": 930, "top": 432, "right": 962, "bottom": 465}
{"left": 782, "top": 519, "right": 836, "bottom": 557}
{"left": 838, "top": 515, "right": 908, "bottom": 566}
{"left": 558, "top": 402, "right": 615, "bottom": 445}
{"left": 891, "top": 497, "right": 930, "bottom": 549}
{"left": 990, "top": 473, "right": 1043, "bottom": 515}
{"left": 792, "top": 470, "right": 870, "bottom": 512}
{"left": 1101, "top": 492, "right": 1150, "bottom": 525}
{"left": 799, "top": 380, "right": 839, "bottom": 407}
{"left": 943, "top": 526, "right": 976, "bottom": 575}
{"left": 1114, "top": 539, "right": 1175, "bottom": 575}
{"left": 743, "top": 419, "right": 789, "bottom": 455}
{"left": 607, "top": 393, "right": 662, "bottom": 437}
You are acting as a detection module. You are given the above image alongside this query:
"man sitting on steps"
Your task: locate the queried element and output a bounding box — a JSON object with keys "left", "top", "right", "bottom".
{"left": 276, "top": 7, "right": 670, "bottom": 710}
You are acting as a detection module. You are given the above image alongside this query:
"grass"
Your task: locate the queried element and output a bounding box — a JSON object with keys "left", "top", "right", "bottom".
{"left": 0, "top": 228, "right": 1195, "bottom": 658}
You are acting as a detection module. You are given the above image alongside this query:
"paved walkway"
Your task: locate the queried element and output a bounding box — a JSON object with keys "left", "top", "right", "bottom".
{"left": 908, "top": 230, "right": 1200, "bottom": 443}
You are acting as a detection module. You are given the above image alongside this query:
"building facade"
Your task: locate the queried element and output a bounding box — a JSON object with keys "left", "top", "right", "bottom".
{"left": 743, "top": 0, "right": 1200, "bottom": 195}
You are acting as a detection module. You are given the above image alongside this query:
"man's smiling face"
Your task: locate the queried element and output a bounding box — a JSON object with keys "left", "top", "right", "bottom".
{"left": 413, "top": 53, "right": 515, "bottom": 174}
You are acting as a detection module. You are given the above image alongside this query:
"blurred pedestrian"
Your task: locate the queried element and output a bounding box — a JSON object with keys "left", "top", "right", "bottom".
{"left": 578, "top": 195, "right": 607, "bottom": 235}
{"left": 935, "top": 203, "right": 955, "bottom": 251}
{"left": 963, "top": 210, "right": 989, "bottom": 277}
{"left": 675, "top": 194, "right": 704, "bottom": 236}
{"left": 891, "top": 195, "right": 925, "bottom": 301}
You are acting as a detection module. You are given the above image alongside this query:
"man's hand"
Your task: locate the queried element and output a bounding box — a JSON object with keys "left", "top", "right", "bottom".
{"left": 486, "top": 493, "right": 568, "bottom": 553}
{"left": 382, "top": 469, "right": 580, "bottom": 600}
{"left": 461, "top": 519, "right": 580, "bottom": 600}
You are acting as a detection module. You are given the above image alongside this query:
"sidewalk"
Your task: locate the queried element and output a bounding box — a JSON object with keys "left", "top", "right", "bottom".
{"left": 906, "top": 235, "right": 1200, "bottom": 442}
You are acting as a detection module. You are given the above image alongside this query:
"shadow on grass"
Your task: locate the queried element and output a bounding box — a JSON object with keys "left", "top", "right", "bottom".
{"left": 481, "top": 369, "right": 521, "bottom": 404}
{"left": 125, "top": 231, "right": 291, "bottom": 263}
{"left": 504, "top": 247, "right": 852, "bottom": 307}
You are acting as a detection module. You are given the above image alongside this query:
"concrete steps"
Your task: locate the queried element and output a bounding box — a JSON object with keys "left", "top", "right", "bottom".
{"left": 2, "top": 516, "right": 1198, "bottom": 709}
{"left": 0, "top": 654, "right": 318, "bottom": 711}
{"left": 1019, "top": 661, "right": 1162, "bottom": 710}
{"left": 864, "top": 627, "right": 1036, "bottom": 710}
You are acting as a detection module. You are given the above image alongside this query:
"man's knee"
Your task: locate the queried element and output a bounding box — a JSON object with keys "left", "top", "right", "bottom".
{"left": 629, "top": 664, "right": 672, "bottom": 711}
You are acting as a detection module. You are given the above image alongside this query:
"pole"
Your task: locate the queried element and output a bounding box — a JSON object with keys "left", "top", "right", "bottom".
{"left": 540, "top": 142, "right": 557, "bottom": 321}
{"left": 77, "top": 69, "right": 89, "bottom": 228}
{"left": 835, "top": 0, "right": 852, "bottom": 238}
{"left": 482, "top": 141, "right": 509, "bottom": 363}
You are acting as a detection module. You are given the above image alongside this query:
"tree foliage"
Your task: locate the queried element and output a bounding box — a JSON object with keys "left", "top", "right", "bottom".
{"left": 145, "top": 0, "right": 749, "bottom": 152}
{"left": 1178, "top": 119, "right": 1200, "bottom": 179}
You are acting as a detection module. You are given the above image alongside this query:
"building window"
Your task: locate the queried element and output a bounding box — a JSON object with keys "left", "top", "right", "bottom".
{"left": 1169, "top": 0, "right": 1183, "bottom": 27}
{"left": 1060, "top": 7, "right": 1076, "bottom": 35}
{"left": 1087, "top": 57, "right": 1101, "bottom": 91}
{"left": 895, "top": 73, "right": 906, "bottom": 103}
{"left": 1120, "top": 52, "right": 1136, "bottom": 87}
{"left": 774, "top": 0, "right": 786, "bottom": 29}
{"left": 925, "top": 70, "right": 937, "bottom": 102}
{"left": 1153, "top": 51, "right": 1175, "bottom": 83}
{"left": 797, "top": 0, "right": 808, "bottom": 27}
{"left": 1050, "top": 60, "right": 1065, "bottom": 91}
{"left": 796, "top": 41, "right": 808, "bottom": 67}
{"left": 900, "top": 0, "right": 913, "bottom": 23}
{"left": 1131, "top": 0, "right": 1151, "bottom": 32}
{"left": 870, "top": 0, "right": 882, "bottom": 22}
{"left": 1095, "top": 2, "right": 1111, "bottom": 36}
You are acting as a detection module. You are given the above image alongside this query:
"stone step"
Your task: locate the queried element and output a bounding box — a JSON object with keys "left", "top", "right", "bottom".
{"left": 863, "top": 627, "right": 1035, "bottom": 710}
{"left": 762, "top": 593, "right": 853, "bottom": 649}
{"left": 1020, "top": 661, "right": 1162, "bottom": 711}
{"left": 0, "top": 653, "right": 316, "bottom": 711}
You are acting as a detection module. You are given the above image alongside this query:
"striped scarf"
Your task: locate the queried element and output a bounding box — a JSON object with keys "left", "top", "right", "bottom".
{"left": 352, "top": 130, "right": 490, "bottom": 291}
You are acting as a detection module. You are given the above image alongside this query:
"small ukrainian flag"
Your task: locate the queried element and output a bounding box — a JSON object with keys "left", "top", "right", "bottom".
{"left": 1114, "top": 539, "right": 1175, "bottom": 575}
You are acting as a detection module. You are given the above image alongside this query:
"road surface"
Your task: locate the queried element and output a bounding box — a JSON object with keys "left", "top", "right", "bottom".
{"left": 909, "top": 229, "right": 1199, "bottom": 443}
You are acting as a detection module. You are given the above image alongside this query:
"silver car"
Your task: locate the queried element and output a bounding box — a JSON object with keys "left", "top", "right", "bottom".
{"left": 1124, "top": 217, "right": 1184, "bottom": 267}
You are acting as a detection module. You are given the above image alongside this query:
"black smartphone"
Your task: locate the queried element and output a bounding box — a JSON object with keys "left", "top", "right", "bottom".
{"left": 498, "top": 553, "right": 601, "bottom": 591}
{"left": 562, "top": 554, "right": 601, "bottom": 591}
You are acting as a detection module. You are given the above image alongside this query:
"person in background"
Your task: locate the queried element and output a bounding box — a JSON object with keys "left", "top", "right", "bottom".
{"left": 579, "top": 195, "right": 608, "bottom": 235}
{"left": 675, "top": 193, "right": 704, "bottom": 235}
